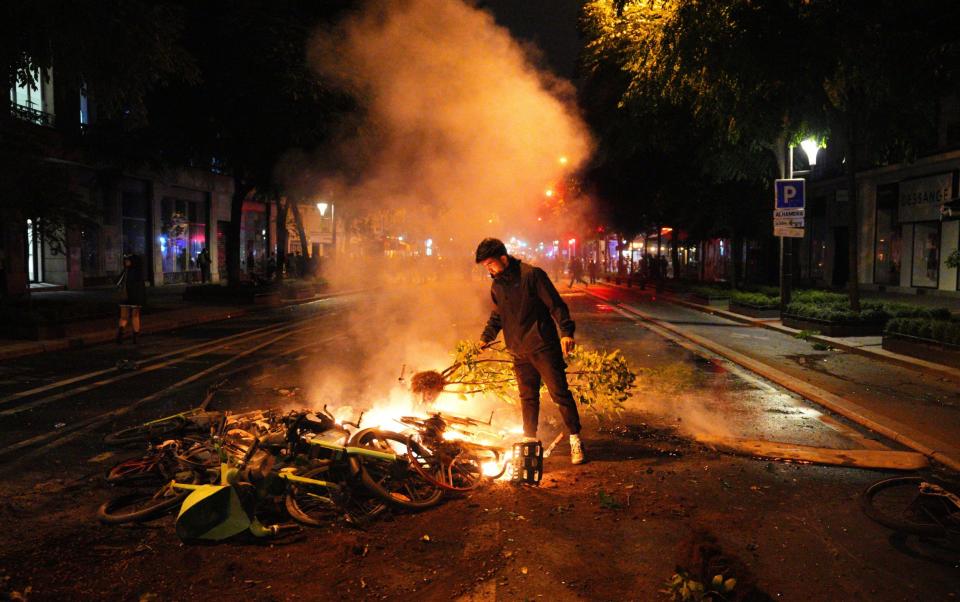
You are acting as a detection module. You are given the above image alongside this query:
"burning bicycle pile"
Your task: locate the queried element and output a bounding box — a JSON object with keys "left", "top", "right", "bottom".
{"left": 97, "top": 405, "right": 541, "bottom": 541}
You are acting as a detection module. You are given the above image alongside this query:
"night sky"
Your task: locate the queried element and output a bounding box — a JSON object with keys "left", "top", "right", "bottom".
{"left": 478, "top": 0, "right": 585, "bottom": 79}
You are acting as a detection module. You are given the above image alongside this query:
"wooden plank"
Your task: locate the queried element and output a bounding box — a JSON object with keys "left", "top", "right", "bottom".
{"left": 694, "top": 435, "right": 929, "bottom": 470}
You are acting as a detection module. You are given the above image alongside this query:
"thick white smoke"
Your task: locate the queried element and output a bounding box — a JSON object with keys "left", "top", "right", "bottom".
{"left": 307, "top": 0, "right": 593, "bottom": 244}
{"left": 292, "top": 0, "right": 593, "bottom": 430}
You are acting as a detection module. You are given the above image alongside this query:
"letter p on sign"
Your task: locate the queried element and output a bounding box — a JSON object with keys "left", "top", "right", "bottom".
{"left": 775, "top": 179, "right": 805, "bottom": 209}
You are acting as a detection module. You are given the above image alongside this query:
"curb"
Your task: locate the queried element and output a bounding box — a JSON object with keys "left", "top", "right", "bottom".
{"left": 597, "top": 282, "right": 960, "bottom": 381}
{"left": 0, "top": 287, "right": 366, "bottom": 362}
{"left": 589, "top": 288, "right": 960, "bottom": 473}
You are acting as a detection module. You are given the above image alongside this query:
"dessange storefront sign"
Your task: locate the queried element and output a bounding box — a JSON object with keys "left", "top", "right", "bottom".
{"left": 899, "top": 172, "right": 952, "bottom": 222}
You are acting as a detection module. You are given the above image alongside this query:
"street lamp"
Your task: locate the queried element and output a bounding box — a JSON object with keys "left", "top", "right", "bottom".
{"left": 780, "top": 137, "right": 826, "bottom": 309}
{"left": 799, "top": 137, "right": 820, "bottom": 167}
{"left": 315, "top": 201, "right": 336, "bottom": 259}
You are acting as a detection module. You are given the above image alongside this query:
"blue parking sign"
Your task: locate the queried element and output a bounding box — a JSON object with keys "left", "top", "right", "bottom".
{"left": 775, "top": 179, "right": 805, "bottom": 209}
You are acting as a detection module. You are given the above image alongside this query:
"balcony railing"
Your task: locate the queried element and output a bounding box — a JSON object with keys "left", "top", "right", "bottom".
{"left": 11, "top": 103, "right": 55, "bottom": 127}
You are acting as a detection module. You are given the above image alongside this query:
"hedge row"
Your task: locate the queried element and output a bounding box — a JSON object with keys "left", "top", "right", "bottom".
{"left": 729, "top": 290, "right": 779, "bottom": 308}
{"left": 886, "top": 317, "right": 960, "bottom": 346}
{"left": 688, "top": 285, "right": 731, "bottom": 299}
{"left": 785, "top": 300, "right": 952, "bottom": 324}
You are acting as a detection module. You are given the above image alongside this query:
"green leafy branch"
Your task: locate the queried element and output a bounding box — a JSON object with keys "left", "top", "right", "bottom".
{"left": 662, "top": 570, "right": 736, "bottom": 601}
{"left": 410, "top": 340, "right": 637, "bottom": 419}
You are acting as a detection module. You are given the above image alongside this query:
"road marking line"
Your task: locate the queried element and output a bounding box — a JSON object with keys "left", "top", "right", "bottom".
{"left": 0, "top": 331, "right": 343, "bottom": 466}
{"left": 587, "top": 290, "right": 960, "bottom": 472}
{"left": 0, "top": 312, "right": 340, "bottom": 416}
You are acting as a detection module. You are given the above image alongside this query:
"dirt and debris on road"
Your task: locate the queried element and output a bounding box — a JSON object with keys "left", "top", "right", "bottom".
{"left": 1, "top": 289, "right": 958, "bottom": 600}
{"left": 2, "top": 407, "right": 958, "bottom": 601}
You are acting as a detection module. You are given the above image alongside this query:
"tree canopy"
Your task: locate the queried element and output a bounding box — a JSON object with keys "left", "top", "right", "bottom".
{"left": 579, "top": 0, "right": 960, "bottom": 296}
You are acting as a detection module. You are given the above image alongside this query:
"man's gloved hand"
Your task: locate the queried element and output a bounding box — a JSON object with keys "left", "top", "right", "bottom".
{"left": 561, "top": 336, "right": 576, "bottom": 356}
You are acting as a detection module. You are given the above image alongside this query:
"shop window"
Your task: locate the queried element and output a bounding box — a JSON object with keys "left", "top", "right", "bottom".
{"left": 911, "top": 222, "right": 940, "bottom": 288}
{"left": 81, "top": 226, "right": 100, "bottom": 274}
{"left": 121, "top": 191, "right": 148, "bottom": 259}
{"left": 79, "top": 83, "right": 90, "bottom": 125}
{"left": 161, "top": 197, "right": 208, "bottom": 274}
{"left": 875, "top": 183, "right": 901, "bottom": 285}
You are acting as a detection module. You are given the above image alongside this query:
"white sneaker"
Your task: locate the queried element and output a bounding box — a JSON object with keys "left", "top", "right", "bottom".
{"left": 569, "top": 434, "right": 585, "bottom": 465}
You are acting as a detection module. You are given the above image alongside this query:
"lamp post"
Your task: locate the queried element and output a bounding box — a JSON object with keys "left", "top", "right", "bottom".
{"left": 315, "top": 201, "right": 336, "bottom": 260}
{"left": 781, "top": 137, "right": 822, "bottom": 308}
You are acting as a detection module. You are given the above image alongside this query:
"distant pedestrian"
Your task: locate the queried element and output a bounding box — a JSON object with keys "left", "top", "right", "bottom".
{"left": 587, "top": 260, "right": 598, "bottom": 284}
{"left": 292, "top": 251, "right": 302, "bottom": 277}
{"left": 551, "top": 254, "right": 564, "bottom": 283}
{"left": 246, "top": 250, "right": 256, "bottom": 278}
{"left": 197, "top": 247, "right": 212, "bottom": 283}
{"left": 568, "top": 257, "right": 587, "bottom": 288}
{"left": 116, "top": 253, "right": 146, "bottom": 344}
{"left": 266, "top": 253, "right": 277, "bottom": 281}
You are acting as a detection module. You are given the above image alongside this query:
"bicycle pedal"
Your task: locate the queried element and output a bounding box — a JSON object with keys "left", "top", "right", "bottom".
{"left": 511, "top": 440, "right": 544, "bottom": 485}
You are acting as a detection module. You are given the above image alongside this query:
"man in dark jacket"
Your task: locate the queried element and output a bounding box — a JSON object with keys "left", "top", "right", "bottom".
{"left": 475, "top": 238, "right": 585, "bottom": 464}
{"left": 116, "top": 253, "right": 146, "bottom": 344}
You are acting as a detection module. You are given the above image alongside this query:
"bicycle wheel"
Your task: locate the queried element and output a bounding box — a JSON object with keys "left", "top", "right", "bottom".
{"left": 348, "top": 429, "right": 443, "bottom": 510}
{"left": 407, "top": 446, "right": 485, "bottom": 492}
{"left": 97, "top": 481, "right": 190, "bottom": 524}
{"left": 860, "top": 476, "right": 960, "bottom": 537}
{"left": 285, "top": 465, "right": 387, "bottom": 527}
{"left": 445, "top": 454, "right": 485, "bottom": 492}
{"left": 105, "top": 456, "right": 164, "bottom": 485}
{"left": 105, "top": 437, "right": 207, "bottom": 485}
{"left": 103, "top": 418, "right": 187, "bottom": 447}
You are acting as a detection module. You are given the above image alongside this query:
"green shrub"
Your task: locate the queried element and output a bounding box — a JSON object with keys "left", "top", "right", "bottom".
{"left": 886, "top": 317, "right": 960, "bottom": 345}
{"left": 787, "top": 296, "right": 953, "bottom": 324}
{"left": 792, "top": 290, "right": 848, "bottom": 305}
{"left": 689, "top": 285, "right": 730, "bottom": 299}
{"left": 730, "top": 290, "right": 779, "bottom": 308}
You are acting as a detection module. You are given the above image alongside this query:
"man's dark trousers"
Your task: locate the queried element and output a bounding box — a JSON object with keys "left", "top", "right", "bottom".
{"left": 513, "top": 347, "right": 581, "bottom": 438}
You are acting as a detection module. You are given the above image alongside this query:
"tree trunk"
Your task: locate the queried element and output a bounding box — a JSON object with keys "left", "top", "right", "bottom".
{"left": 616, "top": 237, "right": 624, "bottom": 277}
{"left": 731, "top": 235, "right": 743, "bottom": 288}
{"left": 227, "top": 174, "right": 253, "bottom": 287}
{"left": 698, "top": 240, "right": 705, "bottom": 282}
{"left": 670, "top": 230, "right": 679, "bottom": 280}
{"left": 289, "top": 200, "right": 310, "bottom": 259}
{"left": 844, "top": 126, "right": 861, "bottom": 312}
{"left": 275, "top": 197, "right": 288, "bottom": 279}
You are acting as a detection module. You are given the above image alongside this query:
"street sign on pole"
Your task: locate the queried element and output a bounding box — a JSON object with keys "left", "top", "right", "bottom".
{"left": 774, "top": 226, "right": 804, "bottom": 238}
{"left": 775, "top": 179, "right": 805, "bottom": 209}
{"left": 774, "top": 179, "right": 805, "bottom": 237}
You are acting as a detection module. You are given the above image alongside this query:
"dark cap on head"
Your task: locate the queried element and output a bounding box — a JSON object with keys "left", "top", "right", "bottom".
{"left": 475, "top": 238, "right": 507, "bottom": 263}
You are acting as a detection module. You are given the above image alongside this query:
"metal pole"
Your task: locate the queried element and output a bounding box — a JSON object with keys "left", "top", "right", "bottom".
{"left": 782, "top": 146, "right": 794, "bottom": 307}
{"left": 331, "top": 203, "right": 336, "bottom": 260}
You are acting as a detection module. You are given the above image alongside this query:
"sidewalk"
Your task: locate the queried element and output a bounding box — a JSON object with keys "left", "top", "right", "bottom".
{"left": 0, "top": 283, "right": 354, "bottom": 362}
{"left": 600, "top": 281, "right": 960, "bottom": 379}
{"left": 588, "top": 282, "right": 960, "bottom": 472}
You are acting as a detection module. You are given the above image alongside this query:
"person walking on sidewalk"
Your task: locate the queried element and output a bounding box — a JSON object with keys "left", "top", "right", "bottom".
{"left": 197, "top": 247, "right": 212, "bottom": 283}
{"left": 587, "top": 259, "right": 598, "bottom": 284}
{"left": 568, "top": 257, "right": 588, "bottom": 288}
{"left": 475, "top": 238, "right": 586, "bottom": 464}
{"left": 116, "top": 253, "right": 146, "bottom": 344}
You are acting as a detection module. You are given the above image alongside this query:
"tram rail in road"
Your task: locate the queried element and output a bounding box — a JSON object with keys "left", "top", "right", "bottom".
{"left": 0, "top": 293, "right": 364, "bottom": 471}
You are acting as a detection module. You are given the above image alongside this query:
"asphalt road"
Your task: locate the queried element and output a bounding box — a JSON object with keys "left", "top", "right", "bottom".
{"left": 0, "top": 282, "right": 956, "bottom": 600}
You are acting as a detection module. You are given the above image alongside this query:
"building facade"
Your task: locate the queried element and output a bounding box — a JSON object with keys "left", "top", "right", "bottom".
{"left": 2, "top": 60, "right": 252, "bottom": 296}
{"left": 805, "top": 150, "right": 960, "bottom": 296}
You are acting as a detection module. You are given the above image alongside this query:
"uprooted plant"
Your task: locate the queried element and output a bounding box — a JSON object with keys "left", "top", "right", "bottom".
{"left": 410, "top": 340, "right": 636, "bottom": 419}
